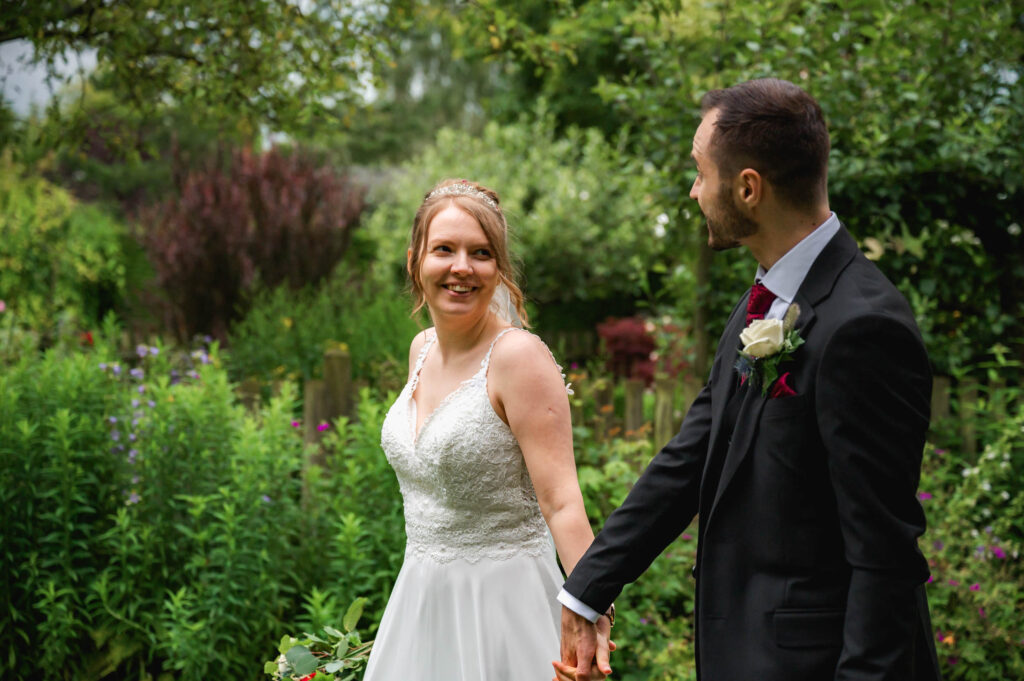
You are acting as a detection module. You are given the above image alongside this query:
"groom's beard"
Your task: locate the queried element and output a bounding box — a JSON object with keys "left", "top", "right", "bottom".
{"left": 706, "top": 181, "right": 758, "bottom": 251}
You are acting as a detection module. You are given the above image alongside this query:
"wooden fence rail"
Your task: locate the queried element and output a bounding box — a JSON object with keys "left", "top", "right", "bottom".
{"left": 238, "top": 351, "right": 1013, "bottom": 462}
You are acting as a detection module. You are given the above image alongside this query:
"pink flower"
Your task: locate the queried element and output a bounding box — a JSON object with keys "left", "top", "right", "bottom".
{"left": 917, "top": 491, "right": 933, "bottom": 500}
{"left": 948, "top": 579, "right": 959, "bottom": 586}
{"left": 317, "top": 422, "right": 330, "bottom": 432}
{"left": 992, "top": 546, "right": 1006, "bottom": 559}
{"left": 969, "top": 583, "right": 981, "bottom": 592}
{"left": 291, "top": 420, "right": 301, "bottom": 428}
{"left": 682, "top": 533, "right": 693, "bottom": 540}
{"left": 0, "top": 299, "right": 5, "bottom": 313}
{"left": 978, "top": 607, "right": 987, "bottom": 618}
{"left": 927, "top": 576, "right": 934, "bottom": 584}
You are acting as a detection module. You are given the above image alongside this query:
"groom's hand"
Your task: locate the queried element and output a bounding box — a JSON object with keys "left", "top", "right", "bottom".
{"left": 553, "top": 606, "right": 615, "bottom": 681}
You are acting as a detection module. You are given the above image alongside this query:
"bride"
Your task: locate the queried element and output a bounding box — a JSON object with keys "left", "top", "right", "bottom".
{"left": 363, "top": 179, "right": 613, "bottom": 680}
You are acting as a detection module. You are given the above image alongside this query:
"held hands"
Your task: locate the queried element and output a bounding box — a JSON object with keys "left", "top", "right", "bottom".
{"left": 552, "top": 606, "right": 616, "bottom": 681}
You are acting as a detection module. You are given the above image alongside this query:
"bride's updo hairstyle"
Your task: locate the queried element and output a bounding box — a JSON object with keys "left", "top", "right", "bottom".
{"left": 408, "top": 178, "right": 529, "bottom": 327}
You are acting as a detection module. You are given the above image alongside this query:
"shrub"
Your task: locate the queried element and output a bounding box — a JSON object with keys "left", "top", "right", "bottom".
{"left": 918, "top": 403, "right": 1024, "bottom": 680}
{"left": 362, "top": 106, "right": 671, "bottom": 317}
{"left": 135, "top": 146, "right": 366, "bottom": 341}
{"left": 0, "top": 154, "right": 127, "bottom": 346}
{"left": 227, "top": 267, "right": 420, "bottom": 393}
{"left": 0, "top": 324, "right": 404, "bottom": 681}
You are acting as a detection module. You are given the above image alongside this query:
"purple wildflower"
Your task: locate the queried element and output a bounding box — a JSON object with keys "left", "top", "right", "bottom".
{"left": 917, "top": 491, "right": 932, "bottom": 500}
{"left": 147, "top": 400, "right": 156, "bottom": 408}
{"left": 149, "top": 346, "right": 159, "bottom": 356}
{"left": 639, "top": 617, "right": 648, "bottom": 624}
{"left": 978, "top": 607, "right": 986, "bottom": 618}
{"left": 128, "top": 433, "right": 136, "bottom": 442}
{"left": 261, "top": 495, "right": 272, "bottom": 503}
{"left": 136, "top": 345, "right": 148, "bottom": 358}
{"left": 112, "top": 365, "right": 122, "bottom": 376}
{"left": 131, "top": 475, "right": 140, "bottom": 484}
{"left": 137, "top": 385, "right": 145, "bottom": 394}
{"left": 970, "top": 583, "right": 980, "bottom": 592}
{"left": 108, "top": 416, "right": 118, "bottom": 424}
{"left": 110, "top": 430, "right": 120, "bottom": 441}
{"left": 130, "top": 368, "right": 144, "bottom": 380}
{"left": 126, "top": 491, "right": 140, "bottom": 505}
{"left": 128, "top": 449, "right": 138, "bottom": 464}
{"left": 131, "top": 399, "right": 140, "bottom": 408}
{"left": 992, "top": 546, "right": 1006, "bottom": 559}
{"left": 933, "top": 540, "right": 944, "bottom": 551}
{"left": 99, "top": 362, "right": 108, "bottom": 370}
{"left": 948, "top": 579, "right": 959, "bottom": 586}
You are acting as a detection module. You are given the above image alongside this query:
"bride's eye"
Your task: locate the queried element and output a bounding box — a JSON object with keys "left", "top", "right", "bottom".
{"left": 474, "top": 248, "right": 492, "bottom": 257}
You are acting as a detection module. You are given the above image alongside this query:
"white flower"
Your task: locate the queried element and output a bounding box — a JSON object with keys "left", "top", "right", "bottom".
{"left": 1001, "top": 491, "right": 1010, "bottom": 500}
{"left": 579, "top": 190, "right": 591, "bottom": 201}
{"left": 656, "top": 212, "right": 670, "bottom": 225}
{"left": 653, "top": 223, "right": 666, "bottom": 238}
{"left": 981, "top": 481, "right": 992, "bottom": 492}
{"left": 962, "top": 468, "right": 972, "bottom": 477}
{"left": 739, "top": 318, "right": 785, "bottom": 358}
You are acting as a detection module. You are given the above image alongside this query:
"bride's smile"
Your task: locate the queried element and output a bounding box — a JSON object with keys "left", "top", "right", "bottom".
{"left": 417, "top": 204, "right": 499, "bottom": 318}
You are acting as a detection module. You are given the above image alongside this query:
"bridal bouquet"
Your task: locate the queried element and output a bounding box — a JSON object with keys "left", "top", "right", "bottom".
{"left": 265, "top": 599, "right": 373, "bottom": 681}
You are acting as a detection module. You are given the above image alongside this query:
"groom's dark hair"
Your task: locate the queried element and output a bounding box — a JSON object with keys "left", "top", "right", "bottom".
{"left": 701, "top": 78, "right": 830, "bottom": 210}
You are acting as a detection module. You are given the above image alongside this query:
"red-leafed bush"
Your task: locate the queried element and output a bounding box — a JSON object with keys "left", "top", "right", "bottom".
{"left": 596, "top": 316, "right": 656, "bottom": 384}
{"left": 136, "top": 146, "right": 365, "bottom": 340}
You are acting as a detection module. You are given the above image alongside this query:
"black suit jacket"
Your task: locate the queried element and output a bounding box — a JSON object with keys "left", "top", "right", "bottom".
{"left": 565, "top": 227, "right": 942, "bottom": 680}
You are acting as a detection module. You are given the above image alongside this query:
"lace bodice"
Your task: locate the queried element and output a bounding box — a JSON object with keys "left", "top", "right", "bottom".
{"left": 380, "top": 328, "right": 556, "bottom": 563}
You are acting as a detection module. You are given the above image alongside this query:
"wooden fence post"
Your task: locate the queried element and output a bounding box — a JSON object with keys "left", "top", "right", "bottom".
{"left": 624, "top": 379, "right": 645, "bottom": 439}
{"left": 654, "top": 376, "right": 677, "bottom": 449}
{"left": 593, "top": 381, "right": 614, "bottom": 443}
{"left": 959, "top": 377, "right": 979, "bottom": 459}
{"left": 931, "top": 376, "right": 951, "bottom": 428}
{"left": 237, "top": 378, "right": 261, "bottom": 412}
{"left": 323, "top": 346, "right": 354, "bottom": 419}
{"left": 303, "top": 379, "right": 329, "bottom": 468}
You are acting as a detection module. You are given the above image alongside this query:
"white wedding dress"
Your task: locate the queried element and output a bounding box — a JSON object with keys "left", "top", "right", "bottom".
{"left": 363, "top": 328, "right": 563, "bottom": 680}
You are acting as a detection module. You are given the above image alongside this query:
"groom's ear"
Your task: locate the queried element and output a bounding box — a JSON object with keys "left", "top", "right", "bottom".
{"left": 736, "top": 168, "right": 763, "bottom": 208}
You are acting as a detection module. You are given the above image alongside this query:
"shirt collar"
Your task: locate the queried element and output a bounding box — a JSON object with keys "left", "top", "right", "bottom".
{"left": 756, "top": 212, "right": 840, "bottom": 304}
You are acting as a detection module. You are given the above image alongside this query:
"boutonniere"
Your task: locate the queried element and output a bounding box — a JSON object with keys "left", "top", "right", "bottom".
{"left": 735, "top": 304, "right": 805, "bottom": 396}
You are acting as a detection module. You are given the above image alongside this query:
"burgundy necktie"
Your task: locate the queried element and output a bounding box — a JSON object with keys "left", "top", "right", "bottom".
{"left": 745, "top": 282, "right": 777, "bottom": 326}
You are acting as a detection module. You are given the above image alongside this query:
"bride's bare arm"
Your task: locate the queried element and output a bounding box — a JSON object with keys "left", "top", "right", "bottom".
{"left": 487, "top": 331, "right": 593, "bottom": 576}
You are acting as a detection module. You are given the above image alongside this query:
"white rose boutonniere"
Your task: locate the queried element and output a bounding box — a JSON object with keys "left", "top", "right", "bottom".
{"left": 735, "top": 304, "right": 805, "bottom": 395}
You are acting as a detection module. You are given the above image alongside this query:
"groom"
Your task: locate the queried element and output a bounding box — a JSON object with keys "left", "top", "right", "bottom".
{"left": 556, "top": 79, "right": 941, "bottom": 681}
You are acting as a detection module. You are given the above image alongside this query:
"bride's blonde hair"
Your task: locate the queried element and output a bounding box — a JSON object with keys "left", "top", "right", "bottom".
{"left": 407, "top": 179, "right": 529, "bottom": 327}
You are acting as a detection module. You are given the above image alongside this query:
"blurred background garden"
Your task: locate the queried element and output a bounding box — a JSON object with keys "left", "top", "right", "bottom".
{"left": 0, "top": 1, "right": 1021, "bottom": 679}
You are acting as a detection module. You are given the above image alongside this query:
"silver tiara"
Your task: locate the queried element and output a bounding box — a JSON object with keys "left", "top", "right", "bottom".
{"left": 426, "top": 181, "right": 498, "bottom": 209}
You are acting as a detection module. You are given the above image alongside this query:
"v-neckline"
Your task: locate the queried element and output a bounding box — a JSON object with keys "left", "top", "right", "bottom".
{"left": 409, "top": 371, "right": 482, "bottom": 447}
{"left": 407, "top": 327, "right": 516, "bottom": 447}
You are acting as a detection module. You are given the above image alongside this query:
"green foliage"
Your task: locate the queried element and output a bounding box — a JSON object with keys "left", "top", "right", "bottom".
{"left": 476, "top": 0, "right": 1024, "bottom": 370}
{"left": 264, "top": 601, "right": 372, "bottom": 680}
{"left": 0, "top": 0, "right": 391, "bottom": 138}
{"left": 227, "top": 267, "right": 419, "bottom": 392}
{"left": 363, "top": 107, "right": 671, "bottom": 314}
{"left": 0, "top": 154, "right": 127, "bottom": 345}
{"left": 918, "top": 403, "right": 1024, "bottom": 679}
{"left": 0, "top": 326, "right": 405, "bottom": 680}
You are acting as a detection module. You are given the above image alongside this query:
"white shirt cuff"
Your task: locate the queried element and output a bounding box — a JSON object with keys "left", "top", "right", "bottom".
{"left": 557, "top": 588, "right": 602, "bottom": 623}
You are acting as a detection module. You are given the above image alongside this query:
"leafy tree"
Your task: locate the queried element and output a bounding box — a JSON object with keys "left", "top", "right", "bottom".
{"left": 474, "top": 0, "right": 1024, "bottom": 375}
{"left": 0, "top": 0, "right": 391, "bottom": 136}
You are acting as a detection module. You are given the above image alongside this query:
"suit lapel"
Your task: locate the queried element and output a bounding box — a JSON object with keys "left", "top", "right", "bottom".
{"left": 704, "top": 226, "right": 860, "bottom": 524}
{"left": 701, "top": 301, "right": 749, "bottom": 493}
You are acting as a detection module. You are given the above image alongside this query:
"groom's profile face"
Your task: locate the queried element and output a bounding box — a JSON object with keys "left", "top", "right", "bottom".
{"left": 690, "top": 109, "right": 758, "bottom": 251}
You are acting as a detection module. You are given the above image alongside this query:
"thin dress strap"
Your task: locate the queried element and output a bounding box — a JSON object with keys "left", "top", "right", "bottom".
{"left": 480, "top": 328, "right": 574, "bottom": 395}
{"left": 408, "top": 330, "right": 437, "bottom": 395}
{"left": 480, "top": 327, "right": 519, "bottom": 372}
